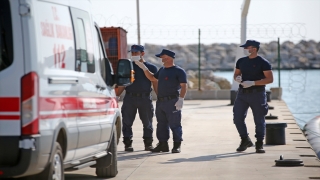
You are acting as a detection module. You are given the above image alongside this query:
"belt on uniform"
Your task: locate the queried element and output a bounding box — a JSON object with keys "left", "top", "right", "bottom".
{"left": 126, "top": 92, "right": 150, "bottom": 97}
{"left": 239, "top": 88, "right": 265, "bottom": 93}
{"left": 157, "top": 95, "right": 178, "bottom": 101}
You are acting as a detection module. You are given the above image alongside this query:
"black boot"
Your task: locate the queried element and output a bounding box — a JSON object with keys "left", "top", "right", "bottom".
{"left": 123, "top": 137, "right": 134, "bottom": 152}
{"left": 255, "top": 140, "right": 265, "bottom": 153}
{"left": 171, "top": 142, "right": 181, "bottom": 153}
{"left": 236, "top": 136, "right": 253, "bottom": 152}
{"left": 151, "top": 141, "right": 169, "bottom": 152}
{"left": 143, "top": 138, "right": 154, "bottom": 151}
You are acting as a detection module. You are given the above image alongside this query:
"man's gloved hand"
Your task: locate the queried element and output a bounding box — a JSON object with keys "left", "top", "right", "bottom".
{"left": 175, "top": 97, "right": 184, "bottom": 110}
{"left": 134, "top": 61, "right": 148, "bottom": 71}
{"left": 235, "top": 75, "right": 242, "bottom": 83}
{"left": 241, "top": 81, "right": 255, "bottom": 88}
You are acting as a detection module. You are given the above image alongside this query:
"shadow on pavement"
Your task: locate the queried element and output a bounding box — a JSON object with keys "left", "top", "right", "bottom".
{"left": 118, "top": 151, "right": 169, "bottom": 161}
{"left": 117, "top": 149, "right": 145, "bottom": 155}
{"left": 65, "top": 174, "right": 110, "bottom": 180}
{"left": 161, "top": 152, "right": 256, "bottom": 164}
{"left": 184, "top": 104, "right": 229, "bottom": 110}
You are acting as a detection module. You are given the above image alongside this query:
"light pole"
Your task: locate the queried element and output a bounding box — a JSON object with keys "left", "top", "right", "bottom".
{"left": 230, "top": 0, "right": 251, "bottom": 105}
{"left": 240, "top": 0, "right": 250, "bottom": 44}
{"left": 198, "top": 29, "right": 201, "bottom": 91}
{"left": 136, "top": 0, "right": 141, "bottom": 44}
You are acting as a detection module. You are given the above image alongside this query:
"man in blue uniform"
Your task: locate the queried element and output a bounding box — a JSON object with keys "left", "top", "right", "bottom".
{"left": 233, "top": 40, "right": 274, "bottom": 153}
{"left": 135, "top": 49, "right": 187, "bottom": 153}
{"left": 116, "top": 44, "right": 158, "bottom": 152}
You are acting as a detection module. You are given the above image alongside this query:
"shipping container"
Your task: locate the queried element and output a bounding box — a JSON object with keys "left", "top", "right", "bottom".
{"left": 100, "top": 27, "right": 128, "bottom": 73}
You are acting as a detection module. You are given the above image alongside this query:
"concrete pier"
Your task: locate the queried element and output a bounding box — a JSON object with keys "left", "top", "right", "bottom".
{"left": 66, "top": 100, "right": 320, "bottom": 180}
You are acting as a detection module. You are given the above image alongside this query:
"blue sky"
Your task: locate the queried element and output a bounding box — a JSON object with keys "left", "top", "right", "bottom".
{"left": 91, "top": 0, "right": 320, "bottom": 45}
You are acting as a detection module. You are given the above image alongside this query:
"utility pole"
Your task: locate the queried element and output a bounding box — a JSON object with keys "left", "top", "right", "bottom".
{"left": 136, "top": 0, "right": 141, "bottom": 44}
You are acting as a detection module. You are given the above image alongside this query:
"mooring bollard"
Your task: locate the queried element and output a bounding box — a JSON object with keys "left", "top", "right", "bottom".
{"left": 266, "top": 90, "right": 271, "bottom": 102}
{"left": 266, "top": 122, "right": 287, "bottom": 145}
{"left": 230, "top": 90, "right": 237, "bottom": 105}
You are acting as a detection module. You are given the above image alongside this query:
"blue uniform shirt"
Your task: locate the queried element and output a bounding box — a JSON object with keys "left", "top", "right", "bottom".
{"left": 154, "top": 66, "right": 187, "bottom": 98}
{"left": 236, "top": 56, "right": 272, "bottom": 89}
{"left": 125, "top": 61, "right": 157, "bottom": 93}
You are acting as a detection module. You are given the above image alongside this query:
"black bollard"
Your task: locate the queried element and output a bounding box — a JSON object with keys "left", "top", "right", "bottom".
{"left": 230, "top": 90, "right": 237, "bottom": 105}
{"left": 266, "top": 122, "right": 287, "bottom": 145}
{"left": 266, "top": 91, "right": 271, "bottom": 102}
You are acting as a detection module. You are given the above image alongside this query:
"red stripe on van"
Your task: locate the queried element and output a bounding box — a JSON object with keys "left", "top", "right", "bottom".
{"left": 0, "top": 115, "right": 20, "bottom": 120}
{"left": 39, "top": 97, "right": 78, "bottom": 111}
{"left": 97, "top": 97, "right": 118, "bottom": 109}
{"left": 40, "top": 113, "right": 72, "bottom": 119}
{"left": 39, "top": 97, "right": 117, "bottom": 111}
{"left": 0, "top": 97, "right": 19, "bottom": 111}
{"left": 78, "top": 109, "right": 115, "bottom": 117}
{"left": 38, "top": 97, "right": 117, "bottom": 119}
{"left": 39, "top": 110, "right": 115, "bottom": 120}
{"left": 78, "top": 97, "right": 117, "bottom": 110}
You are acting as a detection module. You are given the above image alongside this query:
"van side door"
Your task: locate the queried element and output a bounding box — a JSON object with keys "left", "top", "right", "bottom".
{"left": 30, "top": 1, "right": 80, "bottom": 163}
{"left": 70, "top": 7, "right": 102, "bottom": 159}
{"left": 92, "top": 25, "right": 118, "bottom": 146}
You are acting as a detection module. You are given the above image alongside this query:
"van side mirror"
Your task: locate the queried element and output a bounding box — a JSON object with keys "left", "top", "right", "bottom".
{"left": 116, "top": 59, "right": 134, "bottom": 86}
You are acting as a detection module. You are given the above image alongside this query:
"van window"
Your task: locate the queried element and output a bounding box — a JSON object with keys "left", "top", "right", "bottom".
{"left": 0, "top": 0, "right": 13, "bottom": 72}
{"left": 94, "top": 26, "right": 106, "bottom": 81}
{"left": 71, "top": 9, "right": 95, "bottom": 73}
{"left": 75, "top": 18, "right": 88, "bottom": 72}
{"left": 94, "top": 26, "right": 114, "bottom": 86}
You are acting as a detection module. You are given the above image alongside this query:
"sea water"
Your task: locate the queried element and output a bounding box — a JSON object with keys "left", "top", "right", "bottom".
{"left": 213, "top": 69, "right": 320, "bottom": 129}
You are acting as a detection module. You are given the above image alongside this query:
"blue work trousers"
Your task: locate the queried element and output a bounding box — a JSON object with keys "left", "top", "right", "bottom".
{"left": 121, "top": 94, "right": 154, "bottom": 139}
{"left": 233, "top": 89, "right": 268, "bottom": 141}
{"left": 155, "top": 98, "right": 183, "bottom": 142}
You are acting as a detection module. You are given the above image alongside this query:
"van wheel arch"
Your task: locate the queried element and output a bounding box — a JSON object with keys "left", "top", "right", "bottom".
{"left": 56, "top": 128, "right": 67, "bottom": 159}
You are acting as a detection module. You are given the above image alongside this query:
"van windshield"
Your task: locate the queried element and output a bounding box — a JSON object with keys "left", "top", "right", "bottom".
{"left": 0, "top": 0, "right": 13, "bottom": 72}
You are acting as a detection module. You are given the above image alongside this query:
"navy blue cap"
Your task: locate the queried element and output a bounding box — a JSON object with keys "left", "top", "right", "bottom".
{"left": 129, "top": 44, "right": 144, "bottom": 52}
{"left": 240, "top": 40, "right": 260, "bottom": 48}
{"left": 155, "top": 49, "right": 175, "bottom": 58}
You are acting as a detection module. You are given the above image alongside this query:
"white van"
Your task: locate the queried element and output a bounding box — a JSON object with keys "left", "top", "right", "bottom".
{"left": 0, "top": 0, "right": 133, "bottom": 179}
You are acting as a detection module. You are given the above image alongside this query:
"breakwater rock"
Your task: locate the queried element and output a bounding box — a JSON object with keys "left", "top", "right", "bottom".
{"left": 138, "top": 40, "right": 320, "bottom": 71}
